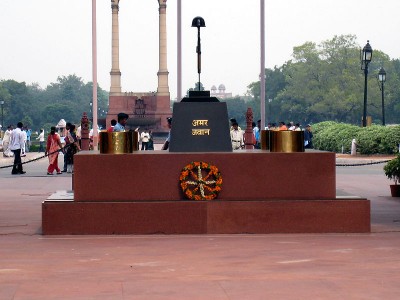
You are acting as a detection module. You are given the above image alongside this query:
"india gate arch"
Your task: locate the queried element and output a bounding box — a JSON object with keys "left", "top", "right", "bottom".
{"left": 107, "top": 0, "right": 171, "bottom": 133}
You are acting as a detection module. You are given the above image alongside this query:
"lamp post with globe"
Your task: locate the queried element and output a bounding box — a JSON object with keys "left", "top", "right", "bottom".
{"left": 378, "top": 67, "right": 386, "bottom": 126}
{"left": 360, "top": 41, "right": 373, "bottom": 127}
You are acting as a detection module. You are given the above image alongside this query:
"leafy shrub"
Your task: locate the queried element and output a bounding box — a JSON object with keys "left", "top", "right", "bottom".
{"left": 313, "top": 122, "right": 400, "bottom": 154}
{"left": 384, "top": 155, "right": 400, "bottom": 184}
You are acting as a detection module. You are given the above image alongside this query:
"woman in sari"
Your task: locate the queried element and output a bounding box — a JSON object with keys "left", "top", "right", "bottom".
{"left": 45, "top": 126, "right": 63, "bottom": 175}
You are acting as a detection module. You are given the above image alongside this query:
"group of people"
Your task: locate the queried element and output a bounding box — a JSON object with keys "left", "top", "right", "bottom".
{"left": 2, "top": 121, "right": 80, "bottom": 175}
{"left": 2, "top": 125, "right": 33, "bottom": 158}
{"left": 230, "top": 119, "right": 313, "bottom": 150}
{"left": 3, "top": 114, "right": 314, "bottom": 174}
{"left": 46, "top": 122, "right": 80, "bottom": 175}
{"left": 2, "top": 122, "right": 37, "bottom": 174}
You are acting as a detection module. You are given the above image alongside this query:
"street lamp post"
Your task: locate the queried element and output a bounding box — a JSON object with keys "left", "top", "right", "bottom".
{"left": 360, "top": 40, "right": 373, "bottom": 127}
{"left": 378, "top": 67, "right": 386, "bottom": 126}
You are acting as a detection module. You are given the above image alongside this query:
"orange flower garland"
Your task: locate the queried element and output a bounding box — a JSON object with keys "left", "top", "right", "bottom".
{"left": 180, "top": 161, "right": 222, "bottom": 201}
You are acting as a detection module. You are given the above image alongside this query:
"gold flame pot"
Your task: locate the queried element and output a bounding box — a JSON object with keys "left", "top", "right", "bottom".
{"left": 270, "top": 131, "right": 305, "bottom": 152}
{"left": 99, "top": 131, "right": 139, "bottom": 154}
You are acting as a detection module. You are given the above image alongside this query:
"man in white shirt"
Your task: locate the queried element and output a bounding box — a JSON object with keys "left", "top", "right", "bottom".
{"left": 9, "top": 122, "right": 26, "bottom": 174}
{"left": 230, "top": 122, "right": 244, "bottom": 150}
{"left": 140, "top": 130, "right": 150, "bottom": 150}
{"left": 36, "top": 129, "right": 45, "bottom": 152}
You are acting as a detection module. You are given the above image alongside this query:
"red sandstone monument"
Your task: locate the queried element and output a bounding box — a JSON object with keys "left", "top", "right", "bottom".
{"left": 107, "top": 0, "right": 171, "bottom": 133}
{"left": 41, "top": 2, "right": 370, "bottom": 235}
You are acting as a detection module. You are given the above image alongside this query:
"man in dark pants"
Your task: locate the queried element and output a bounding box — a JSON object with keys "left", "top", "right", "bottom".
{"left": 304, "top": 124, "right": 313, "bottom": 149}
{"left": 62, "top": 122, "right": 72, "bottom": 172}
{"left": 161, "top": 117, "right": 172, "bottom": 150}
{"left": 9, "top": 122, "right": 26, "bottom": 175}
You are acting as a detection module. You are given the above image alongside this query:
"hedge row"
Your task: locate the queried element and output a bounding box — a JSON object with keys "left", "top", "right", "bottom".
{"left": 312, "top": 121, "right": 400, "bottom": 154}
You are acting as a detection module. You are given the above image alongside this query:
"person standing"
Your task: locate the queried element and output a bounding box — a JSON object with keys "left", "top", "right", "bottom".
{"left": 255, "top": 120, "right": 261, "bottom": 149}
{"left": 25, "top": 127, "right": 32, "bottom": 152}
{"left": 9, "top": 122, "right": 26, "bottom": 175}
{"left": 76, "top": 125, "right": 82, "bottom": 147}
{"left": 113, "top": 113, "right": 129, "bottom": 132}
{"left": 2, "top": 125, "right": 14, "bottom": 157}
{"left": 62, "top": 123, "right": 71, "bottom": 172}
{"left": 161, "top": 117, "right": 172, "bottom": 150}
{"left": 21, "top": 127, "right": 27, "bottom": 157}
{"left": 107, "top": 119, "right": 117, "bottom": 132}
{"left": 278, "top": 122, "right": 288, "bottom": 131}
{"left": 147, "top": 129, "right": 154, "bottom": 150}
{"left": 230, "top": 122, "right": 244, "bottom": 150}
{"left": 45, "top": 126, "right": 63, "bottom": 175}
{"left": 230, "top": 118, "right": 241, "bottom": 132}
{"left": 65, "top": 124, "right": 80, "bottom": 173}
{"left": 294, "top": 123, "right": 301, "bottom": 131}
{"left": 36, "top": 129, "right": 45, "bottom": 152}
{"left": 304, "top": 124, "right": 313, "bottom": 149}
{"left": 140, "top": 129, "right": 150, "bottom": 150}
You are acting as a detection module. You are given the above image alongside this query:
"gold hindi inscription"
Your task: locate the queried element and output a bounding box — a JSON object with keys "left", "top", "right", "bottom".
{"left": 192, "top": 129, "right": 211, "bottom": 136}
{"left": 192, "top": 120, "right": 209, "bottom": 127}
{"left": 192, "top": 120, "right": 210, "bottom": 136}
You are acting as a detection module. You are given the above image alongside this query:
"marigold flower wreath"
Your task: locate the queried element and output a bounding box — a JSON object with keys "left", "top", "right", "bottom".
{"left": 179, "top": 161, "right": 222, "bottom": 201}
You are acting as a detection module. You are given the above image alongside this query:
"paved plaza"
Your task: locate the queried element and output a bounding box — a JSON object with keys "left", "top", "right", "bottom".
{"left": 1, "top": 152, "right": 400, "bottom": 299}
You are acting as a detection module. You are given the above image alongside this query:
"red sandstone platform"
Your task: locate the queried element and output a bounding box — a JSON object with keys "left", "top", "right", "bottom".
{"left": 42, "top": 150, "right": 370, "bottom": 235}
{"left": 42, "top": 197, "right": 370, "bottom": 234}
{"left": 73, "top": 150, "right": 336, "bottom": 201}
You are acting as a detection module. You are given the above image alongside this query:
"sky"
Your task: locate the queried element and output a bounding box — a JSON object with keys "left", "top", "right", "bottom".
{"left": 1, "top": 0, "right": 400, "bottom": 100}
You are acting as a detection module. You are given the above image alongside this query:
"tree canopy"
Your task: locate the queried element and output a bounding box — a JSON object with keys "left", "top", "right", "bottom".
{"left": 0, "top": 74, "right": 109, "bottom": 130}
{"left": 245, "top": 34, "right": 400, "bottom": 126}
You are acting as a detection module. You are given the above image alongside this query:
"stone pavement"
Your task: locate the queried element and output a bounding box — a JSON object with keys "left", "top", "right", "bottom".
{"left": 1, "top": 151, "right": 400, "bottom": 299}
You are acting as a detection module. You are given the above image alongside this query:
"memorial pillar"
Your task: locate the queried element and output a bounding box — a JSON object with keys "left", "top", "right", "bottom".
{"left": 110, "top": 0, "right": 122, "bottom": 94}
{"left": 157, "top": 0, "right": 170, "bottom": 96}
{"left": 245, "top": 108, "right": 255, "bottom": 149}
{"left": 81, "top": 112, "right": 90, "bottom": 151}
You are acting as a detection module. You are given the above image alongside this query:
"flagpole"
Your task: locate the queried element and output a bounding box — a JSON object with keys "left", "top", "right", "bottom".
{"left": 177, "top": 0, "right": 182, "bottom": 101}
{"left": 260, "top": 0, "right": 266, "bottom": 129}
{"left": 92, "top": 0, "right": 98, "bottom": 150}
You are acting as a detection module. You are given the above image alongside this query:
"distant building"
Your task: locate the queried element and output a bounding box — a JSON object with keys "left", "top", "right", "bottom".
{"left": 210, "top": 84, "right": 233, "bottom": 99}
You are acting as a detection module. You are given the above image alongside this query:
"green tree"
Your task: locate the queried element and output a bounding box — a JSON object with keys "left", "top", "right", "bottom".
{"left": 0, "top": 83, "right": 11, "bottom": 127}
{"left": 0, "top": 75, "right": 109, "bottom": 130}
{"left": 41, "top": 104, "right": 75, "bottom": 125}
{"left": 222, "top": 97, "right": 248, "bottom": 127}
{"left": 245, "top": 34, "right": 400, "bottom": 125}
{"left": 0, "top": 80, "right": 32, "bottom": 126}
{"left": 247, "top": 66, "right": 287, "bottom": 123}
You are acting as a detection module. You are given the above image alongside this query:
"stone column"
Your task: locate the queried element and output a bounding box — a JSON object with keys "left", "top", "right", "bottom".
{"left": 157, "top": 0, "right": 170, "bottom": 96}
{"left": 81, "top": 112, "right": 90, "bottom": 151}
{"left": 244, "top": 108, "right": 255, "bottom": 149}
{"left": 110, "top": 0, "right": 122, "bottom": 94}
